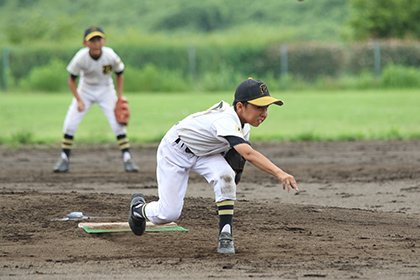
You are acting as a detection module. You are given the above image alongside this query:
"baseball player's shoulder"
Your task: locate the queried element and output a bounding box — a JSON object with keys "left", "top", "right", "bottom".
{"left": 101, "top": 46, "right": 118, "bottom": 56}
{"left": 67, "top": 48, "right": 89, "bottom": 72}
{"left": 217, "top": 105, "right": 238, "bottom": 120}
{"left": 212, "top": 106, "right": 243, "bottom": 132}
{"left": 74, "top": 47, "right": 91, "bottom": 57}
{"left": 207, "top": 105, "right": 237, "bottom": 125}
{"left": 218, "top": 106, "right": 250, "bottom": 138}
{"left": 68, "top": 48, "right": 90, "bottom": 63}
{"left": 101, "top": 47, "right": 123, "bottom": 65}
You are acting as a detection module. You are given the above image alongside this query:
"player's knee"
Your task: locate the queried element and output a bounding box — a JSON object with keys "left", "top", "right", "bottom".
{"left": 157, "top": 208, "right": 182, "bottom": 224}
{"left": 219, "top": 172, "right": 236, "bottom": 198}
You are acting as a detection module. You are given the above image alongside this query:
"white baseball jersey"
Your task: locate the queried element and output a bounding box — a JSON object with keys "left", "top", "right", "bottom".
{"left": 67, "top": 46, "right": 124, "bottom": 86}
{"left": 176, "top": 101, "right": 251, "bottom": 156}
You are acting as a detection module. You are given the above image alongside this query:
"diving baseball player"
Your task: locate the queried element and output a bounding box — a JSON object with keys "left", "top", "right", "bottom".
{"left": 53, "top": 26, "right": 138, "bottom": 173}
{"left": 128, "top": 78, "right": 298, "bottom": 253}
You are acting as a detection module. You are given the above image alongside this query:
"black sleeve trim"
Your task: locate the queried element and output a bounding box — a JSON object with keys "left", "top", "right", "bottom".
{"left": 224, "top": 136, "right": 250, "bottom": 147}
{"left": 115, "top": 70, "right": 124, "bottom": 75}
{"left": 70, "top": 74, "right": 78, "bottom": 80}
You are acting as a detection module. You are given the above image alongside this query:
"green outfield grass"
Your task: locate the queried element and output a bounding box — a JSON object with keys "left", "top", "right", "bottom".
{"left": 1, "top": 89, "right": 419, "bottom": 146}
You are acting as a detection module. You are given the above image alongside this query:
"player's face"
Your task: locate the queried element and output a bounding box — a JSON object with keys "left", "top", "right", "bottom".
{"left": 83, "top": 36, "right": 105, "bottom": 59}
{"left": 238, "top": 103, "right": 268, "bottom": 127}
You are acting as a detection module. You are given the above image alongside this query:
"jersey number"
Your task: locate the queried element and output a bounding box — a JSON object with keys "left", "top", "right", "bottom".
{"left": 102, "top": 65, "right": 112, "bottom": 74}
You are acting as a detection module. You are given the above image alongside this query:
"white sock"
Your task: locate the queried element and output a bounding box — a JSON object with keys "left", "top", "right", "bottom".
{"left": 61, "top": 152, "right": 68, "bottom": 161}
{"left": 123, "top": 151, "right": 131, "bottom": 162}
{"left": 221, "top": 224, "right": 231, "bottom": 234}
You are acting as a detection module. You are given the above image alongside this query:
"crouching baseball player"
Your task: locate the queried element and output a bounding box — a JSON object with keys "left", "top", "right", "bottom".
{"left": 128, "top": 78, "right": 298, "bottom": 253}
{"left": 53, "top": 26, "right": 138, "bottom": 173}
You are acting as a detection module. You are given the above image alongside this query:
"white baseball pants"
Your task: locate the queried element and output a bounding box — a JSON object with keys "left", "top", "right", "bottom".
{"left": 145, "top": 126, "right": 237, "bottom": 225}
{"left": 62, "top": 83, "right": 126, "bottom": 136}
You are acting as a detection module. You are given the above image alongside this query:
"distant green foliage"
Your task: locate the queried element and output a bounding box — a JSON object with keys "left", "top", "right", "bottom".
{"left": 151, "top": 2, "right": 229, "bottom": 32}
{"left": 316, "top": 70, "right": 379, "bottom": 91}
{"left": 124, "top": 64, "right": 190, "bottom": 92}
{"left": 11, "top": 130, "right": 33, "bottom": 145}
{"left": 6, "top": 13, "right": 79, "bottom": 45}
{"left": 285, "top": 43, "right": 346, "bottom": 80}
{"left": 116, "top": 45, "right": 190, "bottom": 73}
{"left": 195, "top": 67, "right": 243, "bottom": 92}
{"left": 2, "top": 0, "right": 420, "bottom": 92}
{"left": 380, "top": 64, "right": 420, "bottom": 88}
{"left": 346, "top": 41, "right": 420, "bottom": 75}
{"left": 3, "top": 46, "right": 77, "bottom": 84}
{"left": 0, "top": 0, "right": 348, "bottom": 47}
{"left": 20, "top": 58, "right": 68, "bottom": 92}
{"left": 311, "top": 64, "right": 420, "bottom": 90}
{"left": 348, "top": 0, "right": 420, "bottom": 40}
{"left": 5, "top": 40, "right": 420, "bottom": 92}
{"left": 5, "top": 48, "right": 420, "bottom": 92}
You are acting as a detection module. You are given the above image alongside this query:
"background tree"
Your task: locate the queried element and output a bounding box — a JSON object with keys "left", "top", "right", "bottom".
{"left": 348, "top": 0, "right": 420, "bottom": 40}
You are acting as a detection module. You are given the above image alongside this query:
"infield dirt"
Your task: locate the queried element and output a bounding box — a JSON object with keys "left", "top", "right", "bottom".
{"left": 1, "top": 140, "right": 420, "bottom": 279}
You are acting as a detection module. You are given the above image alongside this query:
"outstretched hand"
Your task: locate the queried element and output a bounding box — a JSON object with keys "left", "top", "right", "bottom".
{"left": 277, "top": 171, "right": 298, "bottom": 193}
{"left": 232, "top": 143, "right": 299, "bottom": 193}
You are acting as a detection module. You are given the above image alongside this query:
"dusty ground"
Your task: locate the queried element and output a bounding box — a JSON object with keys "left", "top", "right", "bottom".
{"left": 1, "top": 140, "right": 420, "bottom": 279}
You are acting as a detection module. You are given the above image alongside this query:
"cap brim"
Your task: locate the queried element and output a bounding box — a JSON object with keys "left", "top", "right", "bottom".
{"left": 247, "top": 96, "right": 283, "bottom": 106}
{"left": 85, "top": 32, "right": 105, "bottom": 41}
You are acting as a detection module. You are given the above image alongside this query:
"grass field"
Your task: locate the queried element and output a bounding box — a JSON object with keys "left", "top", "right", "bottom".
{"left": 1, "top": 89, "right": 419, "bottom": 146}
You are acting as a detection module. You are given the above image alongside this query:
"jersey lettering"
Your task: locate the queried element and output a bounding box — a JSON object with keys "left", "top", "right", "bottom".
{"left": 102, "top": 65, "right": 112, "bottom": 74}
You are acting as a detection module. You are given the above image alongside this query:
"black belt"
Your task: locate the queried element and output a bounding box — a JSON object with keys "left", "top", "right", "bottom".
{"left": 175, "top": 138, "right": 194, "bottom": 154}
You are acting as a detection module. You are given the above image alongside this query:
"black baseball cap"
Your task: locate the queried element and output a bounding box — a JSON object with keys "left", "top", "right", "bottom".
{"left": 84, "top": 26, "right": 106, "bottom": 41}
{"left": 234, "top": 78, "right": 283, "bottom": 106}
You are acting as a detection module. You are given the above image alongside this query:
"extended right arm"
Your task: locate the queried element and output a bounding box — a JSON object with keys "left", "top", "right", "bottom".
{"left": 68, "top": 75, "right": 85, "bottom": 112}
{"left": 233, "top": 142, "right": 298, "bottom": 192}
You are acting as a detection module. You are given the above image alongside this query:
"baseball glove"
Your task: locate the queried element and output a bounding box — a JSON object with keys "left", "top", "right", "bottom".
{"left": 224, "top": 148, "right": 246, "bottom": 184}
{"left": 114, "top": 97, "right": 130, "bottom": 126}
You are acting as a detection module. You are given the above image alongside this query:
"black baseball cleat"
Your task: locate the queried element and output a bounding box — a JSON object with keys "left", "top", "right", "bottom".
{"left": 217, "top": 232, "right": 235, "bottom": 254}
{"left": 128, "top": 193, "right": 146, "bottom": 235}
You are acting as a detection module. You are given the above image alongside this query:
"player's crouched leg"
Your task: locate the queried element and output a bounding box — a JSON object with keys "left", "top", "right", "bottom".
{"left": 144, "top": 201, "right": 183, "bottom": 225}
